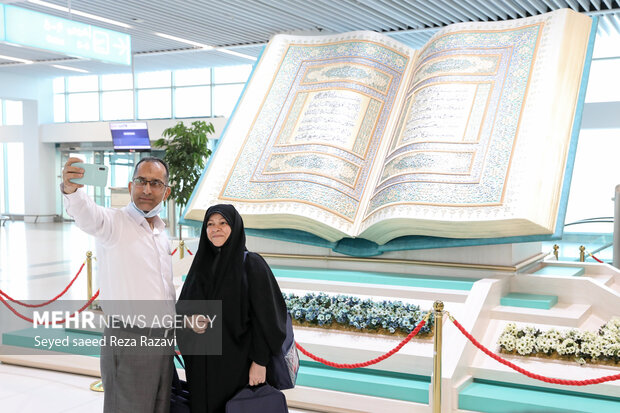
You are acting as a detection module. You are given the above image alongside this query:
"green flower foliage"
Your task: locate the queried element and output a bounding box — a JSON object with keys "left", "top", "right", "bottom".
{"left": 154, "top": 120, "right": 214, "bottom": 217}
{"left": 498, "top": 318, "right": 620, "bottom": 364}
{"left": 283, "top": 292, "right": 433, "bottom": 335}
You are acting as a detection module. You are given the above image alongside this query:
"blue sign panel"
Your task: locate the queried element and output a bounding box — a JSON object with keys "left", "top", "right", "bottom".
{"left": 4, "top": 5, "right": 130, "bottom": 65}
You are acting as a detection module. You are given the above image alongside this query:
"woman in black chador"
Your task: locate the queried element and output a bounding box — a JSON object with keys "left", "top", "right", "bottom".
{"left": 177, "top": 204, "right": 287, "bottom": 413}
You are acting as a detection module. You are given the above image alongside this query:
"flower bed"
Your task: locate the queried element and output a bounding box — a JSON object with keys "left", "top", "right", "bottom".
{"left": 497, "top": 318, "right": 620, "bottom": 365}
{"left": 283, "top": 292, "right": 433, "bottom": 337}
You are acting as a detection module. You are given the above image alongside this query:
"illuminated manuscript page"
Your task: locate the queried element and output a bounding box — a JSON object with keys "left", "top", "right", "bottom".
{"left": 359, "top": 9, "right": 592, "bottom": 243}
{"left": 185, "top": 31, "right": 416, "bottom": 241}
{"left": 186, "top": 9, "right": 591, "bottom": 243}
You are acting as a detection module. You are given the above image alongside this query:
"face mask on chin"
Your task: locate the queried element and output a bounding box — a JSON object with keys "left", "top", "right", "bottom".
{"left": 130, "top": 190, "right": 166, "bottom": 219}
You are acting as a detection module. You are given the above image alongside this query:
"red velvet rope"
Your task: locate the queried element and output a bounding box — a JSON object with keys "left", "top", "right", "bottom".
{"left": 171, "top": 247, "right": 192, "bottom": 256}
{"left": 0, "top": 290, "right": 100, "bottom": 325}
{"left": 0, "top": 262, "right": 85, "bottom": 308}
{"left": 450, "top": 316, "right": 620, "bottom": 385}
{"left": 590, "top": 254, "right": 604, "bottom": 264}
{"left": 295, "top": 318, "right": 427, "bottom": 369}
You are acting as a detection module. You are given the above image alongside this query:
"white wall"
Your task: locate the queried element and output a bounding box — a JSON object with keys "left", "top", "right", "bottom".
{"left": 0, "top": 73, "right": 54, "bottom": 125}
{"left": 0, "top": 73, "right": 43, "bottom": 101}
{"left": 22, "top": 100, "right": 56, "bottom": 219}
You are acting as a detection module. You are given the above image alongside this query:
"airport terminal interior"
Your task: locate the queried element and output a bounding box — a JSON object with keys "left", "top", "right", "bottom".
{"left": 1, "top": 1, "right": 620, "bottom": 412}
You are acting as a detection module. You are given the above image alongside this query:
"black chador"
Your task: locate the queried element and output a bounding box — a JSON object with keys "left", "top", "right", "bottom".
{"left": 177, "top": 204, "right": 287, "bottom": 413}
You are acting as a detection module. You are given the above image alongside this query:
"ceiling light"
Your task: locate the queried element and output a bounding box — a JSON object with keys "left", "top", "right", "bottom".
{"left": 0, "top": 54, "right": 34, "bottom": 64}
{"left": 154, "top": 32, "right": 214, "bottom": 50}
{"left": 27, "top": 0, "right": 132, "bottom": 29}
{"left": 217, "top": 49, "right": 257, "bottom": 61}
{"left": 51, "top": 64, "right": 89, "bottom": 73}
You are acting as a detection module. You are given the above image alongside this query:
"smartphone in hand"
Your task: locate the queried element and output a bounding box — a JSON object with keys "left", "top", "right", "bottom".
{"left": 70, "top": 163, "right": 109, "bottom": 187}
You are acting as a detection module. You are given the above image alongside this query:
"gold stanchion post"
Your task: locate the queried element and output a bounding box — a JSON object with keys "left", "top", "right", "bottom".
{"left": 179, "top": 239, "right": 185, "bottom": 260}
{"left": 553, "top": 244, "right": 559, "bottom": 260}
{"left": 86, "top": 250, "right": 103, "bottom": 392}
{"left": 90, "top": 380, "right": 104, "bottom": 392}
{"left": 86, "top": 251, "right": 93, "bottom": 308}
{"left": 579, "top": 245, "right": 586, "bottom": 262}
{"left": 432, "top": 300, "right": 443, "bottom": 413}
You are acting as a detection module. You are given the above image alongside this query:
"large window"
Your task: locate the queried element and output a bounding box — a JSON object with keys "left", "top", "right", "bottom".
{"left": 564, "top": 128, "right": 619, "bottom": 232}
{"left": 66, "top": 75, "right": 99, "bottom": 122}
{"left": 137, "top": 88, "right": 172, "bottom": 119}
{"left": 53, "top": 65, "right": 251, "bottom": 122}
{"left": 101, "top": 73, "right": 134, "bottom": 121}
{"left": 585, "top": 58, "right": 620, "bottom": 103}
{"left": 0, "top": 99, "right": 24, "bottom": 126}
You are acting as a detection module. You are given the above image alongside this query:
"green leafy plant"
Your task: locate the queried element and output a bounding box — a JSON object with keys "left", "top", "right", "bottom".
{"left": 154, "top": 120, "right": 214, "bottom": 238}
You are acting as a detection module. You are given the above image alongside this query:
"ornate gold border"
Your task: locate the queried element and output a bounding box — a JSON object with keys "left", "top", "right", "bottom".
{"left": 300, "top": 61, "right": 394, "bottom": 95}
{"left": 260, "top": 150, "right": 363, "bottom": 190}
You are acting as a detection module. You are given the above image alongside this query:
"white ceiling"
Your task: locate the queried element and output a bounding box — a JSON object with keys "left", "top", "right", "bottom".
{"left": 1, "top": 0, "right": 619, "bottom": 77}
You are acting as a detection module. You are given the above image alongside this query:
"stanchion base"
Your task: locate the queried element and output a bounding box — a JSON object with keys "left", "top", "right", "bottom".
{"left": 90, "top": 379, "right": 104, "bottom": 392}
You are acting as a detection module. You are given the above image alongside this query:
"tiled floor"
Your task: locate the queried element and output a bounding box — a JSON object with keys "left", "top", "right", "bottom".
{"left": 0, "top": 221, "right": 314, "bottom": 412}
{"left": 0, "top": 363, "right": 105, "bottom": 412}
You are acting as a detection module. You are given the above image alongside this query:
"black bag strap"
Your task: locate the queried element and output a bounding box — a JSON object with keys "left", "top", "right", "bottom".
{"left": 241, "top": 250, "right": 249, "bottom": 289}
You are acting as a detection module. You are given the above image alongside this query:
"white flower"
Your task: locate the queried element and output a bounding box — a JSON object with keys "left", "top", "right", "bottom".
{"left": 534, "top": 336, "right": 549, "bottom": 353}
{"left": 516, "top": 337, "right": 534, "bottom": 355}
{"left": 580, "top": 342, "right": 601, "bottom": 360}
{"left": 557, "top": 339, "right": 576, "bottom": 356}
{"left": 545, "top": 329, "right": 561, "bottom": 341}
{"left": 500, "top": 317, "right": 620, "bottom": 364}
{"left": 500, "top": 335, "right": 516, "bottom": 352}
{"left": 504, "top": 323, "right": 517, "bottom": 335}
{"left": 603, "top": 343, "right": 619, "bottom": 358}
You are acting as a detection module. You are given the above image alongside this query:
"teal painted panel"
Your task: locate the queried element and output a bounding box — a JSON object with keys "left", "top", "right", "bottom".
{"left": 534, "top": 266, "right": 584, "bottom": 277}
{"left": 460, "top": 380, "right": 620, "bottom": 413}
{"left": 241, "top": 227, "right": 564, "bottom": 257}
{"left": 500, "top": 293, "right": 558, "bottom": 309}
{"left": 272, "top": 266, "right": 475, "bottom": 291}
{"left": 297, "top": 362, "right": 430, "bottom": 404}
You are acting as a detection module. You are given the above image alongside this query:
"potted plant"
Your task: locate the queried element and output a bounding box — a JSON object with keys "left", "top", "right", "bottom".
{"left": 154, "top": 120, "right": 214, "bottom": 239}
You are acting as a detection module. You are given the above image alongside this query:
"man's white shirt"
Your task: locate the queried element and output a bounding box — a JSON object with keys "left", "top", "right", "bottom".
{"left": 63, "top": 188, "right": 175, "bottom": 318}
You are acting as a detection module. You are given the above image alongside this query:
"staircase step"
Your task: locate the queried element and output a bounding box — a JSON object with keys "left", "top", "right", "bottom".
{"left": 297, "top": 361, "right": 430, "bottom": 404}
{"left": 459, "top": 379, "right": 620, "bottom": 413}
{"left": 491, "top": 302, "right": 591, "bottom": 327}
{"left": 500, "top": 293, "right": 558, "bottom": 309}
{"left": 533, "top": 265, "right": 585, "bottom": 277}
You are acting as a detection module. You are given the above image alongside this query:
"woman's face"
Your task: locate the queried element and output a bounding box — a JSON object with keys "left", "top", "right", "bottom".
{"left": 206, "top": 212, "right": 231, "bottom": 247}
